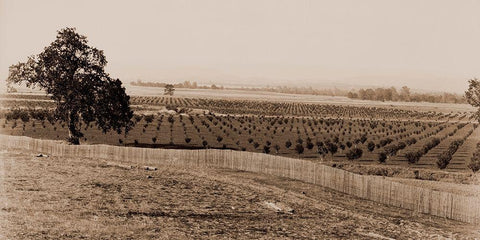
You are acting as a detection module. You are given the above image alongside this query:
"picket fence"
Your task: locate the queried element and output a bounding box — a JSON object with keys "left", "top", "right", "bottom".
{"left": 1, "top": 134, "right": 479, "bottom": 224}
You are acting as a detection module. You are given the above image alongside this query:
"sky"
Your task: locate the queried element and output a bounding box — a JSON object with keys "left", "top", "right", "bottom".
{"left": 1, "top": 0, "right": 480, "bottom": 93}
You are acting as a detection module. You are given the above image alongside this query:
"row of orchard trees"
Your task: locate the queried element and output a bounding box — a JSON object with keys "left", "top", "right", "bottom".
{"left": 2, "top": 100, "right": 480, "bottom": 172}
{"left": 130, "top": 96, "right": 453, "bottom": 120}
{"left": 128, "top": 112, "right": 440, "bottom": 162}
{"left": 6, "top": 105, "right": 480, "bottom": 173}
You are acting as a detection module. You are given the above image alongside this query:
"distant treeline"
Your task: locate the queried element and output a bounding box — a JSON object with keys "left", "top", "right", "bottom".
{"left": 131, "top": 80, "right": 465, "bottom": 104}
{"left": 131, "top": 80, "right": 224, "bottom": 89}
{"left": 347, "top": 86, "right": 466, "bottom": 104}
{"left": 131, "top": 80, "right": 348, "bottom": 96}
{"left": 233, "top": 86, "right": 348, "bottom": 96}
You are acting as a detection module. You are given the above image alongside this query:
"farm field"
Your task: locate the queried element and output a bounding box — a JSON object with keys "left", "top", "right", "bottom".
{"left": 2, "top": 148, "right": 479, "bottom": 239}
{"left": 0, "top": 93, "right": 472, "bottom": 120}
{"left": 4, "top": 3, "right": 480, "bottom": 239}
{"left": 125, "top": 86, "right": 476, "bottom": 114}
{"left": 1, "top": 93, "right": 479, "bottom": 174}
{"left": 2, "top": 84, "right": 476, "bottom": 114}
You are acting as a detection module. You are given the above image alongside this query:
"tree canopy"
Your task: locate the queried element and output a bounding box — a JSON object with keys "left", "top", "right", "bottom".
{"left": 164, "top": 84, "right": 175, "bottom": 95}
{"left": 466, "top": 78, "right": 480, "bottom": 122}
{"left": 348, "top": 86, "right": 465, "bottom": 104}
{"left": 7, "top": 27, "right": 134, "bottom": 144}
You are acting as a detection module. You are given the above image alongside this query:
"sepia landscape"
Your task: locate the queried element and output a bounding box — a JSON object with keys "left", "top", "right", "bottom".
{"left": 1, "top": 0, "right": 480, "bottom": 239}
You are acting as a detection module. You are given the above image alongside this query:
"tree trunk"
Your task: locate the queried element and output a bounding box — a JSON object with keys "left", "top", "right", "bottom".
{"left": 67, "top": 111, "right": 80, "bottom": 145}
{"left": 67, "top": 129, "right": 80, "bottom": 145}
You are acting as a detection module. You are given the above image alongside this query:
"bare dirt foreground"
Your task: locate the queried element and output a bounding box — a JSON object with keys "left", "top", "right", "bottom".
{"left": 1, "top": 149, "right": 479, "bottom": 239}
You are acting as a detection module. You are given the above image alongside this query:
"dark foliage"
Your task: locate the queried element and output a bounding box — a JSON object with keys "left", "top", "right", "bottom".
{"left": 346, "top": 148, "right": 363, "bottom": 160}
{"left": 7, "top": 28, "right": 134, "bottom": 144}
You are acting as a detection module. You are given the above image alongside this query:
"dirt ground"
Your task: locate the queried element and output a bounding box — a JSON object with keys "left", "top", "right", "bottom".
{"left": 1, "top": 149, "right": 479, "bottom": 239}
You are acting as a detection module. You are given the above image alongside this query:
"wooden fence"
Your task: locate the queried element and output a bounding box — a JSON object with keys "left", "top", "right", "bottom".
{"left": 1, "top": 134, "right": 479, "bottom": 224}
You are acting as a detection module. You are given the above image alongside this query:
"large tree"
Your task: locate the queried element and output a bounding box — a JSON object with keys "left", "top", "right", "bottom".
{"left": 465, "top": 78, "right": 480, "bottom": 122}
{"left": 7, "top": 27, "right": 134, "bottom": 144}
{"left": 164, "top": 84, "right": 175, "bottom": 95}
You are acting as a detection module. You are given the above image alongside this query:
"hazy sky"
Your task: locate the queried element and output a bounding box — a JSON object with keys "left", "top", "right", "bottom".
{"left": 1, "top": 0, "right": 480, "bottom": 93}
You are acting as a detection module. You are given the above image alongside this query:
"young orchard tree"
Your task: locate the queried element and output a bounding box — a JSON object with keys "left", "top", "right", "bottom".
{"left": 326, "top": 141, "right": 338, "bottom": 158}
{"left": 273, "top": 144, "right": 280, "bottom": 154}
{"left": 263, "top": 145, "right": 271, "bottom": 154}
{"left": 7, "top": 28, "right": 134, "bottom": 144}
{"left": 367, "top": 141, "right": 375, "bottom": 152}
{"left": 285, "top": 140, "right": 292, "bottom": 149}
{"left": 295, "top": 144, "right": 304, "bottom": 154}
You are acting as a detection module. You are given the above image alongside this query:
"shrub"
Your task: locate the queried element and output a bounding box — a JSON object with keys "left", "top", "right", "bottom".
{"left": 18, "top": 111, "right": 30, "bottom": 123}
{"left": 6, "top": 109, "right": 21, "bottom": 121}
{"left": 405, "top": 151, "right": 421, "bottom": 164}
{"left": 306, "top": 141, "right": 314, "bottom": 150}
{"left": 166, "top": 104, "right": 178, "bottom": 111}
{"left": 185, "top": 137, "right": 191, "bottom": 143}
{"left": 317, "top": 143, "right": 327, "bottom": 156}
{"left": 144, "top": 114, "right": 154, "bottom": 123}
{"left": 46, "top": 113, "right": 56, "bottom": 124}
{"left": 422, "top": 138, "right": 440, "bottom": 153}
{"left": 378, "top": 152, "right": 387, "bottom": 163}
{"left": 263, "top": 145, "right": 270, "bottom": 154}
{"left": 285, "top": 140, "right": 292, "bottom": 149}
{"left": 360, "top": 134, "right": 368, "bottom": 144}
{"left": 30, "top": 109, "right": 49, "bottom": 121}
{"left": 133, "top": 114, "right": 143, "bottom": 123}
{"left": 295, "top": 144, "right": 304, "bottom": 154}
{"left": 367, "top": 141, "right": 375, "bottom": 152}
{"left": 346, "top": 148, "right": 363, "bottom": 160}
{"left": 274, "top": 144, "right": 280, "bottom": 153}
{"left": 326, "top": 142, "right": 338, "bottom": 156}
{"left": 436, "top": 139, "right": 463, "bottom": 169}
{"left": 384, "top": 145, "right": 398, "bottom": 156}
{"left": 468, "top": 152, "right": 480, "bottom": 172}
{"left": 436, "top": 154, "right": 451, "bottom": 169}
{"left": 176, "top": 107, "right": 192, "bottom": 114}
{"left": 379, "top": 138, "right": 393, "bottom": 147}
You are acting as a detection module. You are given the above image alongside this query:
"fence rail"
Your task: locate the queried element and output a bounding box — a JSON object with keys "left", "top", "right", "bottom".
{"left": 1, "top": 134, "right": 479, "bottom": 224}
